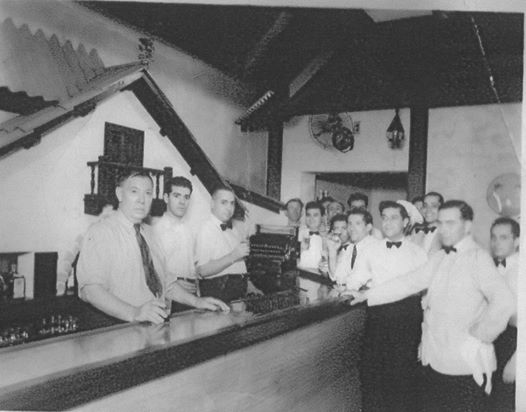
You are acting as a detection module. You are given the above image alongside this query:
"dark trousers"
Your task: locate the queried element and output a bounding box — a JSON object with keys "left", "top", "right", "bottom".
{"left": 419, "top": 366, "right": 489, "bottom": 412}
{"left": 199, "top": 274, "right": 247, "bottom": 302}
{"left": 489, "top": 325, "right": 516, "bottom": 412}
{"left": 360, "top": 295, "right": 422, "bottom": 412}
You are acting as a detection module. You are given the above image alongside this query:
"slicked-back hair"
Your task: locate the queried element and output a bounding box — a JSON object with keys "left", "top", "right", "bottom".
{"left": 285, "top": 198, "right": 304, "bottom": 209}
{"left": 347, "top": 192, "right": 369, "bottom": 207}
{"left": 439, "top": 200, "right": 474, "bottom": 221}
{"left": 330, "top": 213, "right": 347, "bottom": 231}
{"left": 211, "top": 184, "right": 234, "bottom": 198}
{"left": 425, "top": 191, "right": 444, "bottom": 206}
{"left": 117, "top": 170, "right": 153, "bottom": 187}
{"left": 305, "top": 201, "right": 325, "bottom": 216}
{"left": 165, "top": 176, "right": 193, "bottom": 194}
{"left": 379, "top": 200, "right": 409, "bottom": 221}
{"left": 491, "top": 217, "right": 520, "bottom": 238}
{"left": 348, "top": 207, "right": 373, "bottom": 226}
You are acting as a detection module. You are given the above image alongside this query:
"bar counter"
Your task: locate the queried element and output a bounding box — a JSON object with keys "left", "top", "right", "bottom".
{"left": 0, "top": 298, "right": 365, "bottom": 411}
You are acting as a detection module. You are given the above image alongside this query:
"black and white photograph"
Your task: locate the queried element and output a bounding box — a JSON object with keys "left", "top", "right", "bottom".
{"left": 0, "top": 0, "right": 524, "bottom": 410}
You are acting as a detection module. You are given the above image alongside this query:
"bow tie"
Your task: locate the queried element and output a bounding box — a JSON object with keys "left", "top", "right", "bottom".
{"left": 386, "top": 241, "right": 402, "bottom": 249}
{"left": 415, "top": 225, "right": 436, "bottom": 235}
{"left": 494, "top": 258, "right": 506, "bottom": 268}
{"left": 338, "top": 243, "right": 350, "bottom": 252}
{"left": 442, "top": 246, "right": 457, "bottom": 254}
{"left": 309, "top": 231, "right": 320, "bottom": 236}
{"left": 220, "top": 221, "right": 233, "bottom": 231}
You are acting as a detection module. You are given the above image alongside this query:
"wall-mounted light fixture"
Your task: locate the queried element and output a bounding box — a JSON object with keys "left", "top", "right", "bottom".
{"left": 386, "top": 108, "right": 405, "bottom": 149}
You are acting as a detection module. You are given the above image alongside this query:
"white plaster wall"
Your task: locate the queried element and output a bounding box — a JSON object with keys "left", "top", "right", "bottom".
{"left": 0, "top": 91, "right": 280, "bottom": 288}
{"left": 281, "top": 109, "right": 410, "bottom": 201}
{"left": 0, "top": 0, "right": 268, "bottom": 193}
{"left": 427, "top": 103, "right": 522, "bottom": 248}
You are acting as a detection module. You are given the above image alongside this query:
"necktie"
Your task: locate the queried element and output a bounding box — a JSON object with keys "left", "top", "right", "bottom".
{"left": 415, "top": 225, "right": 437, "bottom": 235}
{"left": 134, "top": 224, "right": 163, "bottom": 297}
{"left": 220, "top": 221, "right": 233, "bottom": 231}
{"left": 494, "top": 258, "right": 506, "bottom": 268}
{"left": 442, "top": 246, "right": 457, "bottom": 254}
{"left": 309, "top": 231, "right": 320, "bottom": 236}
{"left": 386, "top": 241, "right": 402, "bottom": 249}
{"left": 350, "top": 244, "right": 358, "bottom": 269}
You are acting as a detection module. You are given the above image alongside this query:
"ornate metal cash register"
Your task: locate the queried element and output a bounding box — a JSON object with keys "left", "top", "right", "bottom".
{"left": 247, "top": 224, "right": 298, "bottom": 276}
{"left": 245, "top": 224, "right": 299, "bottom": 306}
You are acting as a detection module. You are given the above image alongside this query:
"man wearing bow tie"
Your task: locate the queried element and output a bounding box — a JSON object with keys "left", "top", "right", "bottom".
{"left": 298, "top": 201, "right": 326, "bottom": 269}
{"left": 344, "top": 200, "right": 427, "bottom": 412}
{"left": 195, "top": 185, "right": 250, "bottom": 302}
{"left": 348, "top": 200, "right": 515, "bottom": 412}
{"left": 323, "top": 213, "right": 351, "bottom": 277}
{"left": 410, "top": 191, "right": 444, "bottom": 255}
{"left": 489, "top": 217, "right": 519, "bottom": 411}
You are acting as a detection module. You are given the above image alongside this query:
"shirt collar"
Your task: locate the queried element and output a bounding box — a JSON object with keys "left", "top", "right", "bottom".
{"left": 116, "top": 209, "right": 141, "bottom": 233}
{"left": 210, "top": 214, "right": 225, "bottom": 229}
{"left": 451, "top": 235, "right": 476, "bottom": 253}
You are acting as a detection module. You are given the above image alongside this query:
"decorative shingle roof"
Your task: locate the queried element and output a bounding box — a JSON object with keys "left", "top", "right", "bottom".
{"left": 0, "top": 17, "right": 105, "bottom": 104}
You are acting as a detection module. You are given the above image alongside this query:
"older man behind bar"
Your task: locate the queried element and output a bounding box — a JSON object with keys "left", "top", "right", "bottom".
{"left": 349, "top": 200, "right": 515, "bottom": 412}
{"left": 77, "top": 171, "right": 228, "bottom": 324}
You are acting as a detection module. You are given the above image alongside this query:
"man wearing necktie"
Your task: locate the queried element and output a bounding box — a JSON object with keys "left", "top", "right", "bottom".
{"left": 410, "top": 191, "right": 444, "bottom": 255}
{"left": 489, "top": 217, "right": 519, "bottom": 412}
{"left": 348, "top": 200, "right": 514, "bottom": 412}
{"left": 77, "top": 171, "right": 229, "bottom": 325}
{"left": 195, "top": 185, "right": 250, "bottom": 302}
{"left": 343, "top": 200, "right": 427, "bottom": 412}
{"left": 330, "top": 208, "right": 379, "bottom": 287}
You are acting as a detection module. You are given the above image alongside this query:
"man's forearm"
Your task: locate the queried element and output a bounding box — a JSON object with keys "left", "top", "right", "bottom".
{"left": 167, "top": 281, "right": 200, "bottom": 307}
{"left": 196, "top": 253, "right": 236, "bottom": 278}
{"left": 81, "top": 284, "right": 137, "bottom": 322}
{"left": 472, "top": 285, "right": 515, "bottom": 343}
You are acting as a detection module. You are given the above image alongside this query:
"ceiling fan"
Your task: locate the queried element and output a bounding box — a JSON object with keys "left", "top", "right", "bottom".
{"left": 309, "top": 112, "right": 355, "bottom": 153}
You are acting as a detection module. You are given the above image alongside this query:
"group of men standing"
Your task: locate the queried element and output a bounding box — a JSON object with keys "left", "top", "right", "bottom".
{"left": 77, "top": 171, "right": 254, "bottom": 324}
{"left": 284, "top": 191, "right": 518, "bottom": 412}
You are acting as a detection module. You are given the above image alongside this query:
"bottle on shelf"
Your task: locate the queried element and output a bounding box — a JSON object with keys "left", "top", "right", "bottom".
{"left": 11, "top": 263, "right": 26, "bottom": 300}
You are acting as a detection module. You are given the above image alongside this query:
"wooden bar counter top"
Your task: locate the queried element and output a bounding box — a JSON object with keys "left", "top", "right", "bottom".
{"left": 0, "top": 297, "right": 365, "bottom": 411}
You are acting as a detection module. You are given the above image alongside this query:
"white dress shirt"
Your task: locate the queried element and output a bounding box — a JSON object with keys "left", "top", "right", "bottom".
{"left": 367, "top": 236, "right": 515, "bottom": 379}
{"left": 152, "top": 213, "right": 196, "bottom": 281}
{"left": 345, "top": 237, "right": 427, "bottom": 291}
{"left": 297, "top": 226, "right": 324, "bottom": 269}
{"left": 332, "top": 235, "right": 380, "bottom": 285}
{"left": 195, "top": 215, "right": 247, "bottom": 278}
{"left": 77, "top": 210, "right": 166, "bottom": 307}
{"left": 496, "top": 252, "right": 518, "bottom": 296}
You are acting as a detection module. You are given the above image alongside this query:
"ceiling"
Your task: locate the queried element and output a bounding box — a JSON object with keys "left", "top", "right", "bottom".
{"left": 80, "top": 2, "right": 523, "bottom": 128}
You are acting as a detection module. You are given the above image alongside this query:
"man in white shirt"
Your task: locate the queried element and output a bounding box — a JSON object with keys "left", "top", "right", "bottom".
{"left": 298, "top": 201, "right": 325, "bottom": 269}
{"left": 284, "top": 198, "right": 304, "bottom": 228}
{"left": 330, "top": 208, "right": 378, "bottom": 286}
{"left": 347, "top": 192, "right": 383, "bottom": 240}
{"left": 349, "top": 200, "right": 515, "bottom": 412}
{"left": 489, "top": 217, "right": 519, "bottom": 412}
{"left": 346, "top": 200, "right": 427, "bottom": 412}
{"left": 195, "top": 185, "right": 250, "bottom": 302}
{"left": 322, "top": 213, "right": 351, "bottom": 277}
{"left": 410, "top": 191, "right": 443, "bottom": 255}
{"left": 152, "top": 176, "right": 197, "bottom": 310}
{"left": 78, "top": 171, "right": 229, "bottom": 324}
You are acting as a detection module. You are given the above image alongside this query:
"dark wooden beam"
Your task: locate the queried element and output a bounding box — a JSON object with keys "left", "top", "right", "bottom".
{"left": 407, "top": 106, "right": 428, "bottom": 200}
{"left": 243, "top": 11, "right": 293, "bottom": 79}
{"left": 266, "top": 118, "right": 283, "bottom": 200}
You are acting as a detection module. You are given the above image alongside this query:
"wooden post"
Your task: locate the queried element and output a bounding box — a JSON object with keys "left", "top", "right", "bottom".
{"left": 407, "top": 106, "right": 428, "bottom": 200}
